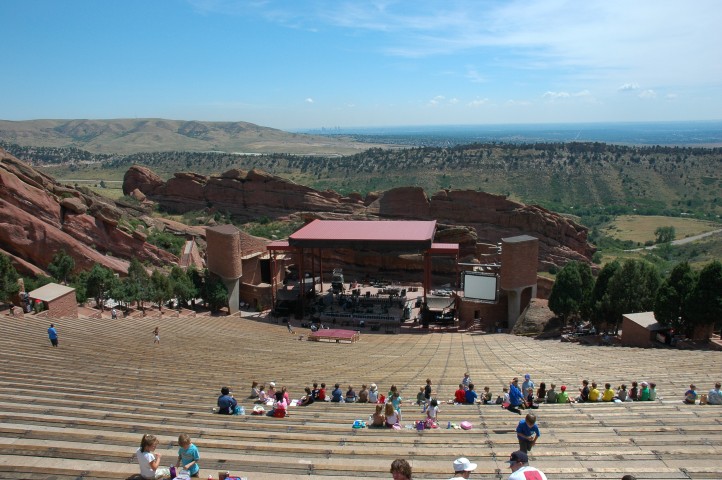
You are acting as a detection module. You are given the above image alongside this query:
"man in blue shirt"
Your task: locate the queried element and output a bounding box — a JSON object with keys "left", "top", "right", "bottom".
{"left": 516, "top": 413, "right": 541, "bottom": 452}
{"left": 48, "top": 324, "right": 58, "bottom": 347}
{"left": 465, "top": 383, "right": 478, "bottom": 404}
{"left": 217, "top": 386, "right": 237, "bottom": 414}
{"left": 331, "top": 383, "right": 343, "bottom": 402}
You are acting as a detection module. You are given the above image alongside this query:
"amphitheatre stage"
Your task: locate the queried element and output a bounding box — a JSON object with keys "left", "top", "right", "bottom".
{"left": 1, "top": 311, "right": 720, "bottom": 479}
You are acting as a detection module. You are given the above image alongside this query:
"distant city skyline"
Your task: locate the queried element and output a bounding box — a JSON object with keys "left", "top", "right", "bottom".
{"left": 2, "top": 1, "right": 721, "bottom": 131}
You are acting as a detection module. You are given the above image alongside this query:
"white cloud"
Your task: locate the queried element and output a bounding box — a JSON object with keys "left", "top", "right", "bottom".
{"left": 543, "top": 90, "right": 592, "bottom": 100}
{"left": 449, "top": 98, "right": 459, "bottom": 105}
{"left": 465, "top": 67, "right": 485, "bottom": 83}
{"left": 305, "top": 98, "right": 314, "bottom": 103}
{"left": 638, "top": 89, "right": 657, "bottom": 99}
{"left": 506, "top": 99, "right": 531, "bottom": 106}
{"left": 468, "top": 98, "right": 489, "bottom": 107}
{"left": 618, "top": 83, "right": 640, "bottom": 92}
{"left": 665, "top": 93, "right": 678, "bottom": 100}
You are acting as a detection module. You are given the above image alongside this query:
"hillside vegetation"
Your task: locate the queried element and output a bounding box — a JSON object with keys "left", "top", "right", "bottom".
{"left": 7, "top": 141, "right": 720, "bottom": 222}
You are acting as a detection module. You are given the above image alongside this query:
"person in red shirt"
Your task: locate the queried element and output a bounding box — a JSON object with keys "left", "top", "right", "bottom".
{"left": 454, "top": 384, "right": 467, "bottom": 403}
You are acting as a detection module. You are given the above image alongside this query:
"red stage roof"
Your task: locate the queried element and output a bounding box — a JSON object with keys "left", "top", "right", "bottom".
{"left": 287, "top": 220, "right": 437, "bottom": 250}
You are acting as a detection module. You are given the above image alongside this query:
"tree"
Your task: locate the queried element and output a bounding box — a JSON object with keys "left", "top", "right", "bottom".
{"left": 548, "top": 261, "right": 594, "bottom": 325}
{"left": 85, "top": 264, "right": 118, "bottom": 309}
{"left": 204, "top": 269, "right": 228, "bottom": 313}
{"left": 654, "top": 262, "right": 696, "bottom": 334}
{"left": 0, "top": 253, "right": 20, "bottom": 304}
{"left": 47, "top": 250, "right": 75, "bottom": 284}
{"left": 169, "top": 265, "right": 196, "bottom": 309}
{"left": 654, "top": 226, "right": 676, "bottom": 244}
{"left": 604, "top": 259, "right": 662, "bottom": 333}
{"left": 150, "top": 269, "right": 171, "bottom": 310}
{"left": 126, "top": 258, "right": 150, "bottom": 311}
{"left": 591, "top": 260, "right": 620, "bottom": 329}
{"left": 686, "top": 260, "right": 722, "bottom": 331}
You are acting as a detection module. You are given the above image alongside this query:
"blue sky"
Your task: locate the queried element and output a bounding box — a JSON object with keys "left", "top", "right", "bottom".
{"left": 2, "top": 0, "right": 721, "bottom": 130}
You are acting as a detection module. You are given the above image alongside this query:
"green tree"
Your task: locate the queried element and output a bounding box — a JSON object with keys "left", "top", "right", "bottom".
{"left": 604, "top": 259, "right": 662, "bottom": 334}
{"left": 591, "top": 260, "right": 620, "bottom": 329}
{"left": 686, "top": 260, "right": 722, "bottom": 332}
{"left": 170, "top": 265, "right": 196, "bottom": 309}
{"left": 654, "top": 226, "right": 676, "bottom": 244}
{"left": 47, "top": 250, "right": 75, "bottom": 284}
{"left": 187, "top": 266, "right": 204, "bottom": 309}
{"left": 85, "top": 264, "right": 118, "bottom": 309}
{"left": 654, "top": 262, "right": 696, "bottom": 334}
{"left": 204, "top": 270, "right": 228, "bottom": 313}
{"left": 548, "top": 261, "right": 594, "bottom": 325}
{"left": 126, "top": 258, "right": 150, "bottom": 311}
{"left": 150, "top": 269, "right": 172, "bottom": 310}
{"left": 0, "top": 253, "right": 20, "bottom": 304}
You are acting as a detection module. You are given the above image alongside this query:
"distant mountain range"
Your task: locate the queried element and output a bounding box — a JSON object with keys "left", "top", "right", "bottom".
{"left": 0, "top": 118, "right": 386, "bottom": 155}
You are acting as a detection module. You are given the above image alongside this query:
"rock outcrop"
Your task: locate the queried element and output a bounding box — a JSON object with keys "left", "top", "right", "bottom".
{"left": 0, "top": 149, "right": 178, "bottom": 276}
{"left": 124, "top": 165, "right": 595, "bottom": 269}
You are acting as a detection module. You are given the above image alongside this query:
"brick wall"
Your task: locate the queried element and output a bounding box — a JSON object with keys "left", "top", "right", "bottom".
{"left": 500, "top": 236, "right": 538, "bottom": 290}
{"left": 206, "top": 225, "right": 242, "bottom": 279}
{"left": 47, "top": 291, "right": 78, "bottom": 319}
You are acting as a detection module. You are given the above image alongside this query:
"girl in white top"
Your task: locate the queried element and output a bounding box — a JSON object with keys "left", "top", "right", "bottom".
{"left": 426, "top": 399, "right": 439, "bottom": 424}
{"left": 135, "top": 434, "right": 170, "bottom": 479}
{"left": 384, "top": 402, "right": 401, "bottom": 427}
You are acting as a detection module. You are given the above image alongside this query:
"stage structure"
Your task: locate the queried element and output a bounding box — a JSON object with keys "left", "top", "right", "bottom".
{"left": 206, "top": 225, "right": 243, "bottom": 314}
{"left": 266, "top": 220, "right": 459, "bottom": 318}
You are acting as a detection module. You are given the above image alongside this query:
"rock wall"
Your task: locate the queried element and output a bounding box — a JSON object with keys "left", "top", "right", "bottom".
{"left": 125, "top": 165, "right": 595, "bottom": 270}
{"left": 0, "top": 149, "right": 178, "bottom": 276}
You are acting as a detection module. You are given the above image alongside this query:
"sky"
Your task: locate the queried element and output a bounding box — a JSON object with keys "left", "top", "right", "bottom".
{"left": 1, "top": 0, "right": 721, "bottom": 130}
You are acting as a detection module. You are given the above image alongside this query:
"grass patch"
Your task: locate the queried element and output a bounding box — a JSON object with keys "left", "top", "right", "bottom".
{"left": 601, "top": 215, "right": 720, "bottom": 244}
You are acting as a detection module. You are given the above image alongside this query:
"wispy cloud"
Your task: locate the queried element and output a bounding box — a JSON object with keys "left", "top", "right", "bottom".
{"left": 468, "top": 98, "right": 489, "bottom": 107}
{"left": 618, "top": 83, "right": 640, "bottom": 92}
{"left": 638, "top": 89, "right": 657, "bottom": 99}
{"left": 543, "top": 90, "right": 592, "bottom": 100}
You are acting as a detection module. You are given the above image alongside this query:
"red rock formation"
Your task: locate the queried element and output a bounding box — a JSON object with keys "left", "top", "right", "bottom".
{"left": 124, "top": 165, "right": 595, "bottom": 270}
{"left": 0, "top": 149, "right": 178, "bottom": 276}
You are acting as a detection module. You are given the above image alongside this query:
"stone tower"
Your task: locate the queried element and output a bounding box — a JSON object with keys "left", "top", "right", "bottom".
{"left": 206, "top": 225, "right": 243, "bottom": 314}
{"left": 499, "top": 235, "right": 538, "bottom": 329}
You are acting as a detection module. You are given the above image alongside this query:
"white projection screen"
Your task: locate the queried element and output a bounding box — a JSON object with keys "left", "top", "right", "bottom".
{"left": 463, "top": 272, "right": 498, "bottom": 302}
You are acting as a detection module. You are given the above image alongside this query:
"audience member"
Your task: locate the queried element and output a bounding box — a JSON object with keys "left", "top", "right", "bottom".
{"left": 311, "top": 382, "right": 320, "bottom": 401}
{"left": 465, "top": 383, "right": 478, "bottom": 404}
{"left": 684, "top": 384, "right": 698, "bottom": 404}
{"left": 390, "top": 458, "right": 412, "bottom": 480}
{"left": 424, "top": 378, "right": 433, "bottom": 403}
{"left": 318, "top": 383, "right": 327, "bottom": 401}
{"left": 616, "top": 384, "right": 629, "bottom": 402}
{"left": 454, "top": 384, "right": 467, "bottom": 404}
{"left": 462, "top": 372, "right": 471, "bottom": 389}
{"left": 391, "top": 391, "right": 403, "bottom": 411}
{"left": 707, "top": 382, "right": 722, "bottom": 405}
{"left": 508, "top": 378, "right": 524, "bottom": 414}
{"left": 267, "top": 381, "right": 276, "bottom": 399}
{"left": 589, "top": 382, "right": 601, "bottom": 402}
{"left": 522, "top": 374, "right": 535, "bottom": 397}
{"left": 416, "top": 387, "right": 426, "bottom": 405}
{"left": 545, "top": 384, "right": 557, "bottom": 404}
{"left": 450, "top": 457, "right": 477, "bottom": 480}
{"left": 370, "top": 404, "right": 385, "bottom": 427}
{"left": 176, "top": 433, "right": 200, "bottom": 477}
{"left": 48, "top": 323, "right": 59, "bottom": 347}
{"left": 648, "top": 382, "right": 657, "bottom": 401}
{"left": 506, "top": 450, "right": 547, "bottom": 480}
{"left": 255, "top": 385, "right": 268, "bottom": 404}
{"left": 481, "top": 386, "right": 493, "bottom": 405}
{"left": 136, "top": 434, "right": 170, "bottom": 479}
{"left": 535, "top": 382, "right": 547, "bottom": 402}
{"left": 575, "top": 379, "right": 590, "bottom": 403}
{"left": 629, "top": 381, "right": 639, "bottom": 401}
{"left": 639, "top": 381, "right": 650, "bottom": 401}
{"left": 298, "top": 387, "right": 314, "bottom": 406}
{"left": 249, "top": 381, "right": 260, "bottom": 399}
{"left": 269, "top": 391, "right": 287, "bottom": 417}
{"left": 282, "top": 385, "right": 290, "bottom": 404}
{"left": 368, "top": 383, "right": 379, "bottom": 403}
{"left": 358, "top": 384, "right": 369, "bottom": 403}
{"left": 426, "top": 399, "right": 439, "bottom": 425}
{"left": 384, "top": 402, "right": 401, "bottom": 428}
{"left": 345, "top": 385, "right": 357, "bottom": 403}
{"left": 525, "top": 388, "right": 539, "bottom": 409}
{"left": 331, "top": 383, "right": 343, "bottom": 402}
{"left": 516, "top": 413, "right": 541, "bottom": 453}
{"left": 556, "top": 385, "right": 570, "bottom": 404}
{"left": 217, "top": 386, "right": 238, "bottom": 415}
{"left": 602, "top": 383, "right": 615, "bottom": 402}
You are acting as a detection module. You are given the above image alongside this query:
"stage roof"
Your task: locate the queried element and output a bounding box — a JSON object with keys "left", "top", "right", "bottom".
{"left": 284, "top": 220, "right": 439, "bottom": 251}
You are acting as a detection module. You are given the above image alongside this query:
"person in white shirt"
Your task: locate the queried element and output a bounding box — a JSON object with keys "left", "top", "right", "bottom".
{"left": 506, "top": 450, "right": 547, "bottom": 480}
{"left": 135, "top": 434, "right": 170, "bottom": 480}
{"left": 449, "top": 457, "right": 477, "bottom": 480}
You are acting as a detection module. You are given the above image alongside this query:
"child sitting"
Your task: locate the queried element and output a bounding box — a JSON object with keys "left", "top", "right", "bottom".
{"left": 454, "top": 384, "right": 466, "bottom": 404}
{"left": 684, "top": 384, "right": 698, "bottom": 404}
{"left": 176, "top": 434, "right": 201, "bottom": 477}
{"left": 481, "top": 386, "right": 493, "bottom": 405}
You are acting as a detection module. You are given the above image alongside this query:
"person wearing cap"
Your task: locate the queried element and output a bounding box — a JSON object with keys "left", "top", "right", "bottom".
{"left": 556, "top": 385, "right": 570, "bottom": 404}
{"left": 508, "top": 378, "right": 524, "bottom": 414}
{"left": 521, "top": 374, "right": 534, "bottom": 397}
{"left": 368, "top": 383, "right": 379, "bottom": 403}
{"left": 450, "top": 457, "right": 477, "bottom": 480}
{"left": 506, "top": 450, "right": 547, "bottom": 480}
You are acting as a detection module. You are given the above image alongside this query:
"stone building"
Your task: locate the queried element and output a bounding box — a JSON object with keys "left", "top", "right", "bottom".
{"left": 27, "top": 283, "right": 77, "bottom": 319}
